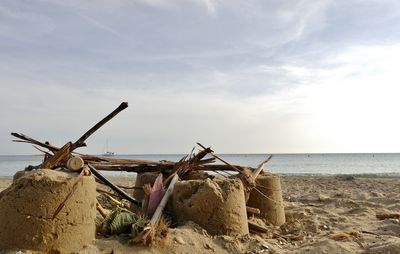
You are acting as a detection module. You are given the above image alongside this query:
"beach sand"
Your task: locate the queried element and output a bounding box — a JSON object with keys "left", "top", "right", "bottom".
{"left": 0, "top": 175, "right": 399, "bottom": 253}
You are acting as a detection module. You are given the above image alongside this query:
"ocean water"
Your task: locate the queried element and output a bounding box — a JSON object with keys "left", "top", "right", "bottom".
{"left": 0, "top": 153, "right": 399, "bottom": 177}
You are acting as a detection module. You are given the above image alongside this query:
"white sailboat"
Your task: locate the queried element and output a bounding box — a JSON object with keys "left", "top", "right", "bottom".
{"left": 102, "top": 139, "right": 115, "bottom": 156}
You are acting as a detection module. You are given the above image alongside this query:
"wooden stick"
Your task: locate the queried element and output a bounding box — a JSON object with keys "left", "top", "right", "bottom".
{"left": 88, "top": 164, "right": 140, "bottom": 206}
{"left": 41, "top": 102, "right": 129, "bottom": 169}
{"left": 251, "top": 155, "right": 273, "bottom": 179}
{"left": 197, "top": 143, "right": 256, "bottom": 191}
{"left": 248, "top": 221, "right": 269, "bottom": 233}
{"left": 42, "top": 142, "right": 72, "bottom": 169}
{"left": 96, "top": 203, "right": 109, "bottom": 219}
{"left": 71, "top": 102, "right": 128, "bottom": 150}
{"left": 103, "top": 193, "right": 124, "bottom": 207}
{"left": 11, "top": 132, "right": 59, "bottom": 153}
{"left": 246, "top": 206, "right": 261, "bottom": 215}
{"left": 197, "top": 143, "right": 242, "bottom": 173}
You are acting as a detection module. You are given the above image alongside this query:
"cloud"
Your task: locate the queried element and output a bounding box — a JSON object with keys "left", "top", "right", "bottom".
{"left": 1, "top": 0, "right": 400, "bottom": 154}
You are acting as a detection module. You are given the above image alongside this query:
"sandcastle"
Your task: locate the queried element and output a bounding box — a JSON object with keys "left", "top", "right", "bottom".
{"left": 2, "top": 102, "right": 286, "bottom": 251}
{"left": 0, "top": 168, "right": 96, "bottom": 253}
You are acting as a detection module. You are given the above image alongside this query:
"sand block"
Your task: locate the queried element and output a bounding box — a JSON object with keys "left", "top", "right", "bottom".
{"left": 0, "top": 168, "right": 97, "bottom": 253}
{"left": 247, "top": 174, "right": 285, "bottom": 226}
{"left": 171, "top": 178, "right": 249, "bottom": 236}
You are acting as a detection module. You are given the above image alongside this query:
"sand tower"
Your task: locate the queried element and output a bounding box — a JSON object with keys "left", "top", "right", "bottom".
{"left": 0, "top": 168, "right": 97, "bottom": 253}
{"left": 171, "top": 178, "right": 249, "bottom": 236}
{"left": 247, "top": 174, "right": 286, "bottom": 226}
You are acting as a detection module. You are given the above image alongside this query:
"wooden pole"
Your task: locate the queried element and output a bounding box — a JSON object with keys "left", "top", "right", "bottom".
{"left": 88, "top": 164, "right": 140, "bottom": 206}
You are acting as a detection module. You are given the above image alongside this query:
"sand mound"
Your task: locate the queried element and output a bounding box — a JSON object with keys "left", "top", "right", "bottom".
{"left": 0, "top": 169, "right": 96, "bottom": 253}
{"left": 171, "top": 178, "right": 249, "bottom": 236}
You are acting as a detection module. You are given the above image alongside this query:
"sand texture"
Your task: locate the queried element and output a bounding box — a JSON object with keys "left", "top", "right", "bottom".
{"left": 1, "top": 175, "right": 399, "bottom": 254}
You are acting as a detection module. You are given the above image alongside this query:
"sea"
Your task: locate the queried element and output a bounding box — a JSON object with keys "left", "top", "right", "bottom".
{"left": 0, "top": 153, "right": 399, "bottom": 178}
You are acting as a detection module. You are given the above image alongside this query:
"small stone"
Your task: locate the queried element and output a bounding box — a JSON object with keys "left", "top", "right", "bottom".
{"left": 174, "top": 236, "right": 185, "bottom": 245}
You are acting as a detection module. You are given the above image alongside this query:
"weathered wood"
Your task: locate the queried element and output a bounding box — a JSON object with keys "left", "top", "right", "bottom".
{"left": 252, "top": 155, "right": 273, "bottom": 179}
{"left": 248, "top": 221, "right": 269, "bottom": 233}
{"left": 90, "top": 163, "right": 246, "bottom": 173}
{"left": 197, "top": 143, "right": 242, "bottom": 172}
{"left": 71, "top": 102, "right": 128, "bottom": 150}
{"left": 11, "top": 132, "right": 59, "bottom": 153}
{"left": 66, "top": 156, "right": 85, "bottom": 171}
{"left": 197, "top": 142, "right": 256, "bottom": 190}
{"left": 88, "top": 164, "right": 140, "bottom": 206}
{"left": 42, "top": 142, "right": 72, "bottom": 169}
{"left": 246, "top": 206, "right": 261, "bottom": 215}
{"left": 96, "top": 203, "right": 109, "bottom": 219}
{"left": 40, "top": 102, "right": 129, "bottom": 169}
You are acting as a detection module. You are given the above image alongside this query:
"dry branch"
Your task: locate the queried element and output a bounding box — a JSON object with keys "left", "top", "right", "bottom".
{"left": 40, "top": 102, "right": 129, "bottom": 169}
{"left": 88, "top": 164, "right": 140, "bottom": 206}
{"left": 251, "top": 155, "right": 273, "bottom": 179}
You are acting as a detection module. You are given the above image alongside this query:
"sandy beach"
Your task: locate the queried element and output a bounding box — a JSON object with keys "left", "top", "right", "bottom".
{"left": 1, "top": 175, "right": 399, "bottom": 254}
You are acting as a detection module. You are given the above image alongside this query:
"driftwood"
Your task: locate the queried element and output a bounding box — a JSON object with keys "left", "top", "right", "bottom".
{"left": 11, "top": 133, "right": 59, "bottom": 153}
{"left": 197, "top": 142, "right": 256, "bottom": 191}
{"left": 251, "top": 155, "right": 273, "bottom": 179}
{"left": 12, "top": 132, "right": 250, "bottom": 175}
{"left": 246, "top": 206, "right": 261, "bottom": 215}
{"left": 41, "top": 102, "right": 128, "bottom": 169}
{"left": 248, "top": 221, "right": 269, "bottom": 233}
{"left": 88, "top": 164, "right": 140, "bottom": 206}
{"left": 96, "top": 203, "right": 109, "bottom": 219}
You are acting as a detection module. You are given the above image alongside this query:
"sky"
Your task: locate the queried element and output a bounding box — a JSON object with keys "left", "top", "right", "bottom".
{"left": 1, "top": 0, "right": 400, "bottom": 155}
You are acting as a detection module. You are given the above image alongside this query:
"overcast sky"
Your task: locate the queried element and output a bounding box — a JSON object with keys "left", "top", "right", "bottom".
{"left": 1, "top": 0, "right": 400, "bottom": 155}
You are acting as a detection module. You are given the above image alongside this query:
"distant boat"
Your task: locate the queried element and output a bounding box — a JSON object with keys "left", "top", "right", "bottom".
{"left": 102, "top": 151, "right": 115, "bottom": 157}
{"left": 102, "top": 139, "right": 115, "bottom": 157}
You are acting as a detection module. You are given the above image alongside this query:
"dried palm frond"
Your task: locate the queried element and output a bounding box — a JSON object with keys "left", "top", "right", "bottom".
{"left": 135, "top": 217, "right": 170, "bottom": 246}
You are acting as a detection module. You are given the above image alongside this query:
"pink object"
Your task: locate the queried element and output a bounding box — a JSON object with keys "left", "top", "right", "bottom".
{"left": 147, "top": 173, "right": 165, "bottom": 218}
